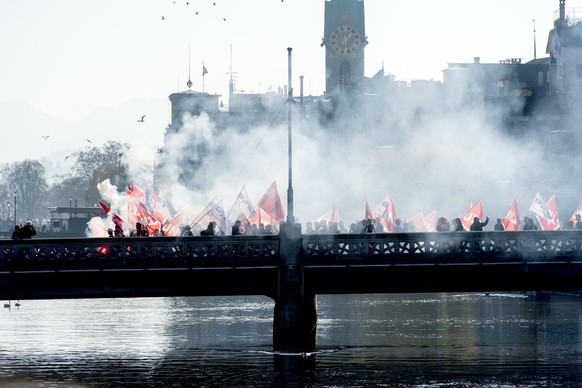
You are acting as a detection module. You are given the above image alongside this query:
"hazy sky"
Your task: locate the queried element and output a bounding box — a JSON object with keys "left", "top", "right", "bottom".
{"left": 0, "top": 0, "right": 564, "bottom": 120}
{"left": 1, "top": 0, "right": 578, "bottom": 225}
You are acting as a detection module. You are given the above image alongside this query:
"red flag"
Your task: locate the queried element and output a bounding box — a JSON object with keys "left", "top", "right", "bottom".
{"left": 112, "top": 213, "right": 125, "bottom": 227}
{"left": 315, "top": 203, "right": 340, "bottom": 224}
{"left": 257, "top": 181, "right": 285, "bottom": 224}
{"left": 570, "top": 203, "right": 582, "bottom": 224}
{"left": 381, "top": 201, "right": 397, "bottom": 232}
{"left": 138, "top": 202, "right": 162, "bottom": 235}
{"left": 250, "top": 207, "right": 274, "bottom": 226}
{"left": 162, "top": 212, "right": 182, "bottom": 236}
{"left": 365, "top": 199, "right": 373, "bottom": 220}
{"left": 502, "top": 199, "right": 520, "bottom": 231}
{"left": 127, "top": 183, "right": 146, "bottom": 227}
{"left": 424, "top": 211, "right": 437, "bottom": 232}
{"left": 407, "top": 213, "right": 425, "bottom": 232}
{"left": 461, "top": 200, "right": 483, "bottom": 231}
{"left": 537, "top": 195, "right": 560, "bottom": 230}
{"left": 127, "top": 183, "right": 146, "bottom": 204}
{"left": 202, "top": 66, "right": 208, "bottom": 76}
{"left": 98, "top": 201, "right": 110, "bottom": 214}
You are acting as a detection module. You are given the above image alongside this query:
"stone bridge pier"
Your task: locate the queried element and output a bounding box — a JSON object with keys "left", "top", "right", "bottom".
{"left": 273, "top": 222, "right": 317, "bottom": 352}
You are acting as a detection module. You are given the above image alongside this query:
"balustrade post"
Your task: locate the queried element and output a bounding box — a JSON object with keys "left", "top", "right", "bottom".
{"left": 273, "top": 222, "right": 317, "bottom": 352}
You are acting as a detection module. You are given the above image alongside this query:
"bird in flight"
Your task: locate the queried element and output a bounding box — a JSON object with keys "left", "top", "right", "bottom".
{"left": 162, "top": 16, "right": 165, "bottom": 20}
{"left": 138, "top": 115, "right": 146, "bottom": 122}
{"left": 86, "top": 139, "right": 92, "bottom": 144}
{"left": 65, "top": 155, "right": 71, "bottom": 161}
{"left": 41, "top": 135, "right": 50, "bottom": 140}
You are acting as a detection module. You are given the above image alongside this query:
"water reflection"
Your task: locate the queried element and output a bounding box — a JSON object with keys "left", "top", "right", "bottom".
{"left": 0, "top": 293, "right": 581, "bottom": 386}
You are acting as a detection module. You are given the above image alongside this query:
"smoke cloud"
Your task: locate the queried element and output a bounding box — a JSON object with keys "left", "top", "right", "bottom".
{"left": 89, "top": 66, "right": 578, "bottom": 236}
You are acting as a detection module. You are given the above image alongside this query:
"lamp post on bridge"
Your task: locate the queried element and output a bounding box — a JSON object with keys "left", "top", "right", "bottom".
{"left": 274, "top": 47, "right": 317, "bottom": 353}
{"left": 13, "top": 191, "right": 16, "bottom": 226}
{"left": 286, "top": 47, "right": 294, "bottom": 224}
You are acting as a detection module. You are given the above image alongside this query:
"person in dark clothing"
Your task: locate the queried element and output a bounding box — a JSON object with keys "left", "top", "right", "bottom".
{"left": 114, "top": 224, "right": 125, "bottom": 237}
{"left": 19, "top": 221, "right": 36, "bottom": 239}
{"left": 452, "top": 218, "right": 465, "bottom": 231}
{"left": 231, "top": 220, "right": 242, "bottom": 236}
{"left": 494, "top": 218, "right": 505, "bottom": 231}
{"left": 132, "top": 222, "right": 148, "bottom": 236}
{"left": 11, "top": 225, "right": 20, "bottom": 239}
{"left": 522, "top": 217, "right": 538, "bottom": 231}
{"left": 361, "top": 219, "right": 375, "bottom": 233}
{"left": 470, "top": 216, "right": 489, "bottom": 231}
{"left": 200, "top": 221, "right": 216, "bottom": 236}
{"left": 575, "top": 214, "right": 582, "bottom": 229}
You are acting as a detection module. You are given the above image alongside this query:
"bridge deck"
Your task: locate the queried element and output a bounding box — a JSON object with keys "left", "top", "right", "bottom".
{"left": 0, "top": 231, "right": 581, "bottom": 300}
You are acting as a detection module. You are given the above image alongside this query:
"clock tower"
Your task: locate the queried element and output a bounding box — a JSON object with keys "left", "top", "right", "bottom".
{"left": 323, "top": 0, "right": 366, "bottom": 95}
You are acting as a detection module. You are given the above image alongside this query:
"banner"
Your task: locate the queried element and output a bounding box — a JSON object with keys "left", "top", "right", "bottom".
{"left": 502, "top": 199, "right": 520, "bottom": 231}
{"left": 257, "top": 181, "right": 285, "bottom": 224}
{"left": 536, "top": 195, "right": 560, "bottom": 230}
{"left": 461, "top": 200, "right": 483, "bottom": 231}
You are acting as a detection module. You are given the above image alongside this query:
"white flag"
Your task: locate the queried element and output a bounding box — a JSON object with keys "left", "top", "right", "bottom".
{"left": 529, "top": 192, "right": 551, "bottom": 222}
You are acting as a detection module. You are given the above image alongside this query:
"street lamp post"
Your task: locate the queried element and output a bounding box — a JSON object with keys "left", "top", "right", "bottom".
{"left": 13, "top": 191, "right": 16, "bottom": 226}
{"left": 70, "top": 196, "right": 72, "bottom": 208}
{"left": 286, "top": 47, "right": 294, "bottom": 223}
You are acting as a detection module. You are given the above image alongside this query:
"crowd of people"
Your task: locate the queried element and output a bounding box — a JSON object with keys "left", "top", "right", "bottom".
{"left": 98, "top": 213, "right": 582, "bottom": 238}
{"left": 14, "top": 213, "right": 582, "bottom": 240}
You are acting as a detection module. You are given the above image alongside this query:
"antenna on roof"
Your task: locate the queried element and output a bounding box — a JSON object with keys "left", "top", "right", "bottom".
{"left": 187, "top": 43, "right": 193, "bottom": 91}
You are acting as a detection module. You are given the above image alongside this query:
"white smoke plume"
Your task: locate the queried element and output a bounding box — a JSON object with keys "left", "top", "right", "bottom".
{"left": 89, "top": 68, "right": 579, "bottom": 235}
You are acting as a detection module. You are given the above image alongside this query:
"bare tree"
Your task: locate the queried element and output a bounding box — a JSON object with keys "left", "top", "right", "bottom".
{"left": 1, "top": 159, "right": 48, "bottom": 222}
{"left": 68, "top": 141, "right": 128, "bottom": 205}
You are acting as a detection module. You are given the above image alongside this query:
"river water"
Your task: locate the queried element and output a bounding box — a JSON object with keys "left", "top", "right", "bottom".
{"left": 0, "top": 292, "right": 581, "bottom": 387}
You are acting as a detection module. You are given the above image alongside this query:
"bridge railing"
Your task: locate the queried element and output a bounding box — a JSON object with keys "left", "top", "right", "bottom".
{"left": 302, "top": 231, "right": 582, "bottom": 265}
{"left": 2, "top": 231, "right": 582, "bottom": 271}
{"left": 0, "top": 236, "right": 280, "bottom": 270}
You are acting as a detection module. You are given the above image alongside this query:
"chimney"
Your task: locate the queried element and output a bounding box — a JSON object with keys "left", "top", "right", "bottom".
{"left": 560, "top": 0, "right": 566, "bottom": 23}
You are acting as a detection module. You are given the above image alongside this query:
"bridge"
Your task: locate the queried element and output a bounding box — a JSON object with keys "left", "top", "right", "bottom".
{"left": 1, "top": 225, "right": 582, "bottom": 351}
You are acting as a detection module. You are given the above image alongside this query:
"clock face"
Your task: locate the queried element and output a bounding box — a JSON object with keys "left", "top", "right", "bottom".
{"left": 330, "top": 25, "right": 361, "bottom": 55}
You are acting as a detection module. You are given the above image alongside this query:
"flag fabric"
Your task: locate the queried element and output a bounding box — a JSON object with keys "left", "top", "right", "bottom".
{"left": 191, "top": 196, "right": 219, "bottom": 227}
{"left": 112, "top": 213, "right": 125, "bottom": 227}
{"left": 372, "top": 195, "right": 390, "bottom": 218}
{"left": 407, "top": 213, "right": 425, "bottom": 232}
{"left": 138, "top": 202, "right": 162, "bottom": 236}
{"left": 150, "top": 190, "right": 173, "bottom": 224}
{"left": 202, "top": 66, "right": 208, "bottom": 76}
{"left": 530, "top": 192, "right": 551, "bottom": 222}
{"left": 250, "top": 207, "right": 274, "bottom": 227}
{"left": 365, "top": 199, "right": 373, "bottom": 220}
{"left": 127, "top": 183, "right": 146, "bottom": 227}
{"left": 380, "top": 200, "right": 397, "bottom": 232}
{"left": 461, "top": 200, "right": 483, "bottom": 231}
{"left": 537, "top": 195, "right": 560, "bottom": 230}
{"left": 314, "top": 203, "right": 340, "bottom": 224}
{"left": 127, "top": 183, "right": 146, "bottom": 204}
{"left": 227, "top": 186, "right": 256, "bottom": 223}
{"left": 257, "top": 181, "right": 285, "bottom": 224}
{"left": 196, "top": 199, "right": 227, "bottom": 234}
{"left": 98, "top": 200, "right": 110, "bottom": 214}
{"left": 162, "top": 212, "right": 182, "bottom": 236}
{"left": 424, "top": 211, "right": 438, "bottom": 232}
{"left": 502, "top": 199, "right": 520, "bottom": 231}
{"left": 570, "top": 203, "right": 582, "bottom": 224}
